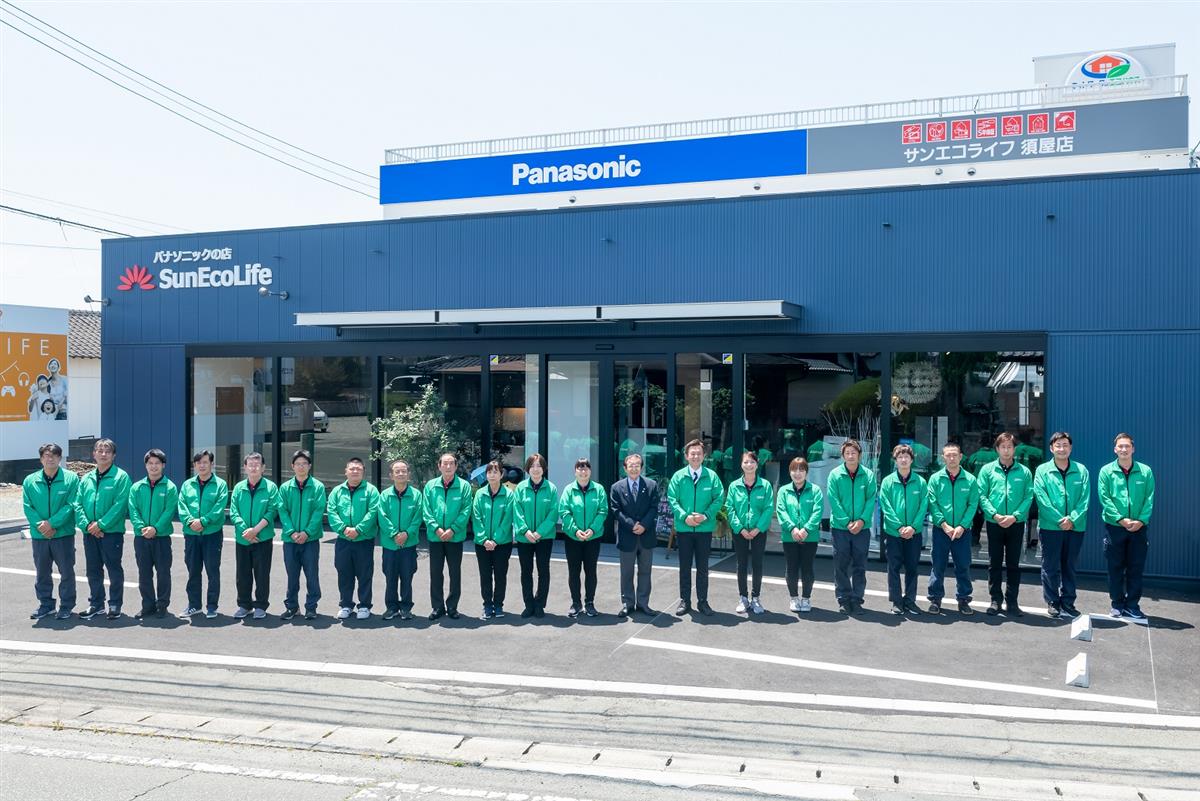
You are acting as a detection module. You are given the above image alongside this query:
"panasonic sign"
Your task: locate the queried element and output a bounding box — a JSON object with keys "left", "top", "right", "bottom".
{"left": 512, "top": 154, "right": 642, "bottom": 186}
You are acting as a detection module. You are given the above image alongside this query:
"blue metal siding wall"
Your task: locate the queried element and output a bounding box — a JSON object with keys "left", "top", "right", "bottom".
{"left": 1047, "top": 331, "right": 1200, "bottom": 579}
{"left": 101, "top": 345, "right": 188, "bottom": 486}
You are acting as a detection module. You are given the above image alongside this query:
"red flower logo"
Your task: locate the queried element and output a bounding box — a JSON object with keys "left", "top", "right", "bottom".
{"left": 117, "top": 265, "right": 156, "bottom": 291}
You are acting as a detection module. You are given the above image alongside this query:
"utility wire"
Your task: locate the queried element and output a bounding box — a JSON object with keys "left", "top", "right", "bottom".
{"left": 0, "top": 241, "right": 101, "bottom": 250}
{"left": 0, "top": 204, "right": 132, "bottom": 236}
{"left": 0, "top": 188, "right": 188, "bottom": 232}
{"left": 0, "top": 18, "right": 378, "bottom": 200}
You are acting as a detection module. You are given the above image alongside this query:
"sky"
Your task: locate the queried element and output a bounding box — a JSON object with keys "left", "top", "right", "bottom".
{"left": 1, "top": 0, "right": 1197, "bottom": 309}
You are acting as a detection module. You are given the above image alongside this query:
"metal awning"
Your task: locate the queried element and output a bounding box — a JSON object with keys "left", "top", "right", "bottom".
{"left": 295, "top": 300, "right": 800, "bottom": 328}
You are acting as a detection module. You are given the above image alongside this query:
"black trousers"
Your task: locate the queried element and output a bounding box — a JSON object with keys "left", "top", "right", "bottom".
{"left": 783, "top": 540, "right": 818, "bottom": 598}
{"left": 83, "top": 531, "right": 125, "bottom": 609}
{"left": 986, "top": 521, "right": 1025, "bottom": 604}
{"left": 676, "top": 531, "right": 712, "bottom": 603}
{"left": 382, "top": 547, "right": 418, "bottom": 612}
{"left": 1104, "top": 524, "right": 1149, "bottom": 608}
{"left": 475, "top": 542, "right": 513, "bottom": 608}
{"left": 517, "top": 539, "right": 554, "bottom": 610}
{"left": 134, "top": 535, "right": 173, "bottom": 612}
{"left": 563, "top": 537, "right": 601, "bottom": 606}
{"left": 32, "top": 537, "right": 76, "bottom": 612}
{"left": 428, "top": 539, "right": 464, "bottom": 613}
{"left": 184, "top": 532, "right": 222, "bottom": 612}
{"left": 335, "top": 537, "right": 375, "bottom": 609}
{"left": 733, "top": 532, "right": 767, "bottom": 597}
{"left": 884, "top": 534, "right": 923, "bottom": 605}
{"left": 235, "top": 540, "right": 273, "bottom": 611}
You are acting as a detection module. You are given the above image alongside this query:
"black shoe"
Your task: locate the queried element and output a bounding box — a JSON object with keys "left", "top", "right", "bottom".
{"left": 493, "top": 606, "right": 506, "bottom": 618}
{"left": 80, "top": 606, "right": 103, "bottom": 621}
{"left": 107, "top": 607, "right": 120, "bottom": 620}
{"left": 618, "top": 605, "right": 631, "bottom": 617}
{"left": 30, "top": 608, "right": 53, "bottom": 620}
{"left": 533, "top": 605, "right": 545, "bottom": 618}
{"left": 447, "top": 609, "right": 461, "bottom": 620}
{"left": 567, "top": 604, "right": 582, "bottom": 619}
{"left": 134, "top": 609, "right": 152, "bottom": 621}
{"left": 986, "top": 601, "right": 1000, "bottom": 616}
{"left": 584, "top": 603, "right": 598, "bottom": 618}
{"left": 1006, "top": 602, "right": 1025, "bottom": 617}
{"left": 928, "top": 601, "right": 942, "bottom": 615}
{"left": 521, "top": 607, "right": 535, "bottom": 619}
{"left": 850, "top": 600, "right": 865, "bottom": 615}
{"left": 382, "top": 609, "right": 398, "bottom": 621}
{"left": 304, "top": 610, "right": 317, "bottom": 620}
{"left": 838, "top": 601, "right": 852, "bottom": 615}
{"left": 281, "top": 608, "right": 298, "bottom": 621}
{"left": 958, "top": 600, "right": 975, "bottom": 616}
{"left": 429, "top": 609, "right": 445, "bottom": 621}
{"left": 1061, "top": 604, "right": 1081, "bottom": 619}
{"left": 156, "top": 607, "right": 167, "bottom": 619}
{"left": 676, "top": 600, "right": 691, "bottom": 615}
{"left": 55, "top": 609, "right": 72, "bottom": 620}
{"left": 399, "top": 609, "right": 412, "bottom": 620}
{"left": 1047, "top": 605, "right": 1061, "bottom": 619}
{"left": 636, "top": 605, "right": 656, "bottom": 616}
{"left": 697, "top": 601, "right": 714, "bottom": 616}
{"left": 905, "top": 601, "right": 922, "bottom": 615}
{"left": 891, "top": 602, "right": 904, "bottom": 615}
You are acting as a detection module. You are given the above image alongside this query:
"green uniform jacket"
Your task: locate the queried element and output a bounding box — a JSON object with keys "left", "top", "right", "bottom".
{"left": 667, "top": 467, "right": 724, "bottom": 533}
{"left": 422, "top": 476, "right": 473, "bottom": 543}
{"left": 559, "top": 481, "right": 608, "bottom": 541}
{"left": 277, "top": 477, "right": 327, "bottom": 543}
{"left": 76, "top": 466, "right": 131, "bottom": 534}
{"left": 976, "top": 461, "right": 1034, "bottom": 523}
{"left": 724, "top": 476, "right": 774, "bottom": 534}
{"left": 327, "top": 482, "right": 380, "bottom": 541}
{"left": 927, "top": 468, "right": 980, "bottom": 530}
{"left": 177, "top": 476, "right": 228, "bottom": 535}
{"left": 473, "top": 485, "right": 515, "bottom": 545}
{"left": 775, "top": 481, "right": 823, "bottom": 543}
{"left": 377, "top": 484, "right": 424, "bottom": 549}
{"left": 879, "top": 471, "right": 929, "bottom": 537}
{"left": 128, "top": 477, "right": 179, "bottom": 537}
{"left": 826, "top": 464, "right": 877, "bottom": 531}
{"left": 22, "top": 468, "right": 79, "bottom": 539}
{"left": 1033, "top": 461, "right": 1091, "bottom": 532}
{"left": 1098, "top": 460, "right": 1154, "bottom": 526}
{"left": 511, "top": 479, "right": 559, "bottom": 544}
{"left": 229, "top": 478, "right": 280, "bottom": 544}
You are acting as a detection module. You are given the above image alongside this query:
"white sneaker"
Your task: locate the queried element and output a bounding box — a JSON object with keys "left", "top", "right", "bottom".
{"left": 735, "top": 596, "right": 749, "bottom": 614}
{"left": 789, "top": 597, "right": 802, "bottom": 612}
{"left": 800, "top": 597, "right": 812, "bottom": 613}
{"left": 750, "top": 597, "right": 765, "bottom": 615}
{"left": 337, "top": 607, "right": 352, "bottom": 620}
{"left": 1110, "top": 606, "right": 1124, "bottom": 618}
{"left": 179, "top": 606, "right": 200, "bottom": 619}
{"left": 233, "top": 607, "right": 249, "bottom": 619}
{"left": 356, "top": 607, "right": 370, "bottom": 620}
{"left": 252, "top": 608, "right": 267, "bottom": 620}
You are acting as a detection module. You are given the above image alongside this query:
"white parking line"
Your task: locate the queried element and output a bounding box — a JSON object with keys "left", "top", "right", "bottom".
{"left": 625, "top": 637, "right": 1157, "bottom": 709}
{"left": 2, "top": 639, "right": 1195, "bottom": 729}
{"left": 0, "top": 566, "right": 138, "bottom": 590}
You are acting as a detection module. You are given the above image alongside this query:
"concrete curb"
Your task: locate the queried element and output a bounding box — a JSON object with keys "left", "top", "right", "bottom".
{"left": 1, "top": 696, "right": 1192, "bottom": 800}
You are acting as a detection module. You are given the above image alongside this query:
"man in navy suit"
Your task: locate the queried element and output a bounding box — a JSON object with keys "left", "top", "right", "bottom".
{"left": 609, "top": 453, "right": 660, "bottom": 617}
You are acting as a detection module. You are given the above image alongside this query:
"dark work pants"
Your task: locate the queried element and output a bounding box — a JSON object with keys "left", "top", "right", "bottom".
{"left": 517, "top": 539, "right": 553, "bottom": 610}
{"left": 619, "top": 543, "right": 654, "bottom": 608}
{"left": 83, "top": 531, "right": 125, "bottom": 610}
{"left": 382, "top": 547, "right": 418, "bottom": 612}
{"left": 783, "top": 541, "right": 818, "bottom": 598}
{"left": 235, "top": 540, "right": 273, "bottom": 611}
{"left": 1040, "top": 529, "right": 1084, "bottom": 608}
{"left": 733, "top": 532, "right": 767, "bottom": 597}
{"left": 32, "top": 537, "right": 76, "bottom": 612}
{"left": 334, "top": 537, "right": 374, "bottom": 610}
{"left": 184, "top": 533, "right": 222, "bottom": 612}
{"left": 475, "top": 542, "right": 513, "bottom": 608}
{"left": 283, "top": 540, "right": 322, "bottom": 612}
{"left": 428, "top": 539, "right": 463, "bottom": 613}
{"left": 928, "top": 529, "right": 973, "bottom": 603}
{"left": 134, "top": 535, "right": 173, "bottom": 612}
{"left": 986, "top": 521, "right": 1025, "bottom": 604}
{"left": 1104, "top": 524, "right": 1149, "bottom": 609}
{"left": 676, "top": 531, "right": 712, "bottom": 604}
{"left": 563, "top": 537, "right": 601, "bottom": 606}
{"left": 831, "top": 528, "right": 870, "bottom": 604}
{"left": 885, "top": 533, "right": 923, "bottom": 604}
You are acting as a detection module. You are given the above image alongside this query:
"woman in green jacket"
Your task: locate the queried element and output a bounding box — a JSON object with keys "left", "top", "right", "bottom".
{"left": 473, "top": 461, "right": 514, "bottom": 619}
{"left": 512, "top": 453, "right": 557, "bottom": 618}
{"left": 725, "top": 451, "right": 774, "bottom": 615}
{"left": 560, "top": 457, "right": 608, "bottom": 618}
{"left": 776, "top": 457, "right": 824, "bottom": 612}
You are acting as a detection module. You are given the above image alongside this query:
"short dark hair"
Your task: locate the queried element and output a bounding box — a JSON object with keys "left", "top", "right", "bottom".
{"left": 144, "top": 448, "right": 166, "bottom": 465}
{"left": 941, "top": 441, "right": 962, "bottom": 454}
{"left": 741, "top": 450, "right": 760, "bottom": 464}
{"left": 574, "top": 457, "right": 592, "bottom": 470}
{"left": 525, "top": 453, "right": 547, "bottom": 472}
{"left": 788, "top": 457, "right": 809, "bottom": 473}
{"left": 192, "top": 449, "right": 215, "bottom": 464}
{"left": 92, "top": 438, "right": 116, "bottom": 455}
{"left": 1049, "top": 431, "right": 1073, "bottom": 447}
{"left": 840, "top": 439, "right": 862, "bottom": 456}
{"left": 1114, "top": 432, "right": 1134, "bottom": 446}
{"left": 485, "top": 460, "right": 503, "bottom": 474}
{"left": 438, "top": 452, "right": 458, "bottom": 465}
{"left": 623, "top": 452, "right": 644, "bottom": 466}
{"left": 684, "top": 438, "right": 705, "bottom": 454}
{"left": 892, "top": 444, "right": 914, "bottom": 460}
{"left": 994, "top": 432, "right": 1016, "bottom": 447}
{"left": 243, "top": 452, "right": 264, "bottom": 466}
{"left": 38, "top": 443, "right": 62, "bottom": 457}
{"left": 291, "top": 449, "right": 312, "bottom": 465}
{"left": 346, "top": 457, "right": 364, "bottom": 467}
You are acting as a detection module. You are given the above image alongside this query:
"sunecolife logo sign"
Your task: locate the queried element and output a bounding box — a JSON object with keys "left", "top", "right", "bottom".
{"left": 117, "top": 247, "right": 272, "bottom": 292}
{"left": 1066, "top": 51, "right": 1148, "bottom": 85}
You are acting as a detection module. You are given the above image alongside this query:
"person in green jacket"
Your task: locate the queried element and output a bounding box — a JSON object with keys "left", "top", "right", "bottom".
{"left": 128, "top": 448, "right": 178, "bottom": 620}
{"left": 177, "top": 449, "right": 228, "bottom": 619}
{"left": 378, "top": 458, "right": 424, "bottom": 621}
{"left": 1033, "top": 432, "right": 1090, "bottom": 620}
{"left": 560, "top": 457, "right": 608, "bottom": 618}
{"left": 22, "top": 442, "right": 79, "bottom": 620}
{"left": 229, "top": 452, "right": 279, "bottom": 621}
{"left": 76, "top": 438, "right": 131, "bottom": 621}
{"left": 926, "top": 442, "right": 980, "bottom": 616}
{"left": 278, "top": 449, "right": 326, "bottom": 621}
{"left": 827, "top": 439, "right": 878, "bottom": 615}
{"left": 725, "top": 450, "right": 774, "bottom": 615}
{"left": 512, "top": 453, "right": 557, "bottom": 618}
{"left": 977, "top": 432, "right": 1034, "bottom": 617}
{"left": 328, "top": 457, "right": 381, "bottom": 621}
{"left": 776, "top": 457, "right": 824, "bottom": 612}
{"left": 474, "top": 460, "right": 514, "bottom": 620}
{"left": 879, "top": 444, "right": 929, "bottom": 615}
{"left": 422, "top": 452, "right": 472, "bottom": 620}
{"left": 667, "top": 438, "right": 724, "bottom": 616}
{"left": 1099, "top": 432, "right": 1155, "bottom": 622}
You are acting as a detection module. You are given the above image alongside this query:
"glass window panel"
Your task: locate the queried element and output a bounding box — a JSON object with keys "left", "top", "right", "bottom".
{"left": 191, "top": 357, "right": 272, "bottom": 489}
{"left": 614, "top": 359, "right": 668, "bottom": 482}
{"left": 381, "top": 355, "right": 482, "bottom": 483}
{"left": 283, "top": 356, "right": 372, "bottom": 487}
{"left": 675, "top": 353, "right": 736, "bottom": 485}
{"left": 547, "top": 360, "right": 599, "bottom": 492}
{"left": 490, "top": 354, "right": 539, "bottom": 473}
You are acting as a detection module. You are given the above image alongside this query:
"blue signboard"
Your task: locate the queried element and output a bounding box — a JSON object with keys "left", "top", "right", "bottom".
{"left": 380, "top": 129, "right": 808, "bottom": 203}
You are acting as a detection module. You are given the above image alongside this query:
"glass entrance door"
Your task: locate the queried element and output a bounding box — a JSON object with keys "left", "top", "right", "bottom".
{"left": 546, "top": 359, "right": 602, "bottom": 493}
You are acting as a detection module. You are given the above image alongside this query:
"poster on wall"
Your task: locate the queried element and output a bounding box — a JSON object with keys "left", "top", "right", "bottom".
{"left": 0, "top": 304, "right": 70, "bottom": 461}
